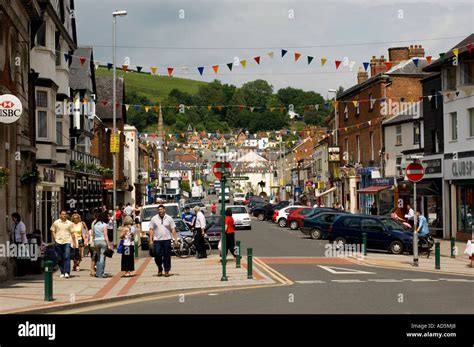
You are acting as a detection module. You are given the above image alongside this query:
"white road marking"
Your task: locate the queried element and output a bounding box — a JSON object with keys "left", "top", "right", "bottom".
{"left": 318, "top": 265, "right": 376, "bottom": 275}
{"left": 295, "top": 280, "right": 326, "bottom": 284}
{"left": 208, "top": 293, "right": 219, "bottom": 296}
{"left": 368, "top": 279, "right": 404, "bottom": 283}
{"left": 438, "top": 278, "right": 474, "bottom": 282}
{"left": 402, "top": 278, "right": 439, "bottom": 282}
{"left": 331, "top": 279, "right": 366, "bottom": 283}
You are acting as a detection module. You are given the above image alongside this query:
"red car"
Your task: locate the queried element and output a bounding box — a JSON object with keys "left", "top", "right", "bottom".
{"left": 271, "top": 210, "right": 279, "bottom": 222}
{"left": 286, "top": 207, "right": 313, "bottom": 230}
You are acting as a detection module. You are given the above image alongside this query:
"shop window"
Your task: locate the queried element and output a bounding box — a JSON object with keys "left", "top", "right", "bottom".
{"left": 457, "top": 186, "right": 473, "bottom": 233}
{"left": 396, "top": 156, "right": 403, "bottom": 176}
{"left": 35, "top": 21, "right": 46, "bottom": 47}
{"left": 450, "top": 112, "right": 457, "bottom": 141}
{"left": 445, "top": 67, "right": 456, "bottom": 90}
{"left": 461, "top": 60, "right": 474, "bottom": 85}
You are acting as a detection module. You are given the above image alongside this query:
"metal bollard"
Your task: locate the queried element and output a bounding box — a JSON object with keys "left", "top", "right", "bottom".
{"left": 44, "top": 260, "right": 53, "bottom": 302}
{"left": 362, "top": 233, "right": 367, "bottom": 256}
{"left": 247, "top": 248, "right": 253, "bottom": 279}
{"left": 435, "top": 242, "right": 441, "bottom": 270}
{"left": 236, "top": 241, "right": 241, "bottom": 268}
{"left": 134, "top": 238, "right": 139, "bottom": 259}
{"left": 450, "top": 237, "right": 456, "bottom": 258}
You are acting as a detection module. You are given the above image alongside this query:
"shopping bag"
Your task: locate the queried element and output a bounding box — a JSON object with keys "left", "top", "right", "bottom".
{"left": 464, "top": 240, "right": 473, "bottom": 256}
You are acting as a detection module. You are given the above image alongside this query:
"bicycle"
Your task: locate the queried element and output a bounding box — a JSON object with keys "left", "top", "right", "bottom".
{"left": 174, "top": 231, "right": 212, "bottom": 258}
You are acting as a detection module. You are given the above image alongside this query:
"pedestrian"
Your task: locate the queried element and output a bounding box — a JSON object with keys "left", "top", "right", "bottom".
{"left": 149, "top": 205, "right": 178, "bottom": 277}
{"left": 221, "top": 208, "right": 236, "bottom": 262}
{"left": 123, "top": 202, "right": 134, "bottom": 218}
{"left": 92, "top": 211, "right": 113, "bottom": 278}
{"left": 182, "top": 206, "right": 194, "bottom": 228}
{"left": 134, "top": 204, "right": 142, "bottom": 220}
{"left": 120, "top": 216, "right": 136, "bottom": 277}
{"left": 50, "top": 210, "right": 76, "bottom": 278}
{"left": 70, "top": 213, "right": 88, "bottom": 271}
{"left": 115, "top": 206, "right": 123, "bottom": 227}
{"left": 193, "top": 206, "right": 207, "bottom": 259}
{"left": 107, "top": 210, "right": 114, "bottom": 248}
{"left": 87, "top": 210, "right": 100, "bottom": 277}
{"left": 211, "top": 202, "right": 217, "bottom": 216}
{"left": 10, "top": 212, "right": 28, "bottom": 277}
{"left": 405, "top": 204, "right": 415, "bottom": 228}
{"left": 415, "top": 211, "right": 429, "bottom": 236}
{"left": 370, "top": 202, "right": 378, "bottom": 215}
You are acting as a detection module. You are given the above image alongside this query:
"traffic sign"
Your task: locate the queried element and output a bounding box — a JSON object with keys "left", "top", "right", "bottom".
{"left": 212, "top": 162, "right": 232, "bottom": 180}
{"left": 227, "top": 176, "right": 249, "bottom": 181}
{"left": 406, "top": 162, "right": 424, "bottom": 182}
{"left": 110, "top": 134, "right": 120, "bottom": 153}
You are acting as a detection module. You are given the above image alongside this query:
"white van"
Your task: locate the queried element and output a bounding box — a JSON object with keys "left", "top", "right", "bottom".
{"left": 139, "top": 203, "right": 180, "bottom": 234}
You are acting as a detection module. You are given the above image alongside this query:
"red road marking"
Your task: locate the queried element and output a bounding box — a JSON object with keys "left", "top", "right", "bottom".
{"left": 117, "top": 257, "right": 152, "bottom": 296}
{"left": 240, "top": 262, "right": 264, "bottom": 280}
{"left": 258, "top": 257, "right": 353, "bottom": 265}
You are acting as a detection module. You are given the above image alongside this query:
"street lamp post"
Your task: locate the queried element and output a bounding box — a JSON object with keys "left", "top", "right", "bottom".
{"left": 328, "top": 88, "right": 339, "bottom": 207}
{"left": 112, "top": 10, "right": 127, "bottom": 244}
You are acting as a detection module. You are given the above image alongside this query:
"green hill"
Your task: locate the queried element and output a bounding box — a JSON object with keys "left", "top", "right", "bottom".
{"left": 95, "top": 66, "right": 207, "bottom": 103}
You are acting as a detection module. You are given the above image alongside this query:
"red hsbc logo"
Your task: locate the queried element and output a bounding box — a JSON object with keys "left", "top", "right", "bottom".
{"left": 0, "top": 101, "right": 15, "bottom": 108}
{"left": 0, "top": 94, "right": 22, "bottom": 124}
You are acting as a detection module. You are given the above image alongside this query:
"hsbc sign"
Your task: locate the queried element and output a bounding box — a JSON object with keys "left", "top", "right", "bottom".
{"left": 0, "top": 94, "right": 23, "bottom": 124}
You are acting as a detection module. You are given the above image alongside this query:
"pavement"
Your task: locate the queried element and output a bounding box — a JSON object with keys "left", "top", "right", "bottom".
{"left": 0, "top": 251, "right": 274, "bottom": 314}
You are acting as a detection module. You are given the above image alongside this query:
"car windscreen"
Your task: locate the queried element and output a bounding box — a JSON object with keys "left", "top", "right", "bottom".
{"left": 234, "top": 193, "right": 245, "bottom": 198}
{"left": 206, "top": 216, "right": 222, "bottom": 226}
{"left": 381, "top": 218, "right": 406, "bottom": 231}
{"left": 299, "top": 208, "right": 313, "bottom": 215}
{"left": 174, "top": 219, "right": 189, "bottom": 232}
{"left": 229, "top": 207, "right": 247, "bottom": 214}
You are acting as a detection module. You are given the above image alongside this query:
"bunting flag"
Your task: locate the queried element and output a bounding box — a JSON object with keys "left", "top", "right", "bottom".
{"left": 207, "top": 106, "right": 212, "bottom": 111}
{"left": 412, "top": 58, "right": 419, "bottom": 67}
{"left": 101, "top": 100, "right": 108, "bottom": 107}
{"left": 212, "top": 65, "right": 219, "bottom": 74}
{"left": 155, "top": 105, "right": 160, "bottom": 113}
{"left": 116, "top": 102, "right": 120, "bottom": 109}
{"left": 254, "top": 56, "right": 261, "bottom": 65}
{"left": 239, "top": 105, "right": 244, "bottom": 112}
{"left": 467, "top": 43, "right": 473, "bottom": 53}
{"left": 226, "top": 63, "right": 233, "bottom": 71}
{"left": 240, "top": 60, "right": 247, "bottom": 68}
{"left": 167, "top": 67, "right": 174, "bottom": 77}
{"left": 307, "top": 56, "right": 314, "bottom": 65}
{"left": 79, "top": 57, "right": 86, "bottom": 66}
{"left": 281, "top": 49, "right": 288, "bottom": 58}
{"left": 270, "top": 107, "right": 275, "bottom": 112}
{"left": 455, "top": 91, "right": 460, "bottom": 97}
{"left": 125, "top": 104, "right": 130, "bottom": 111}
{"left": 267, "top": 51, "right": 274, "bottom": 59}
{"left": 315, "top": 104, "right": 319, "bottom": 111}
{"left": 122, "top": 64, "right": 128, "bottom": 72}
{"left": 134, "top": 105, "right": 140, "bottom": 112}
{"left": 321, "top": 58, "right": 327, "bottom": 66}
{"left": 363, "top": 62, "right": 369, "bottom": 71}
{"left": 145, "top": 106, "right": 150, "bottom": 113}
{"left": 217, "top": 106, "right": 223, "bottom": 112}
{"left": 368, "top": 120, "right": 372, "bottom": 126}
{"left": 352, "top": 101, "right": 358, "bottom": 108}
{"left": 136, "top": 66, "right": 142, "bottom": 73}
{"left": 94, "top": 64, "right": 99, "bottom": 70}
{"left": 151, "top": 66, "right": 157, "bottom": 75}
{"left": 335, "top": 60, "right": 342, "bottom": 69}
{"left": 107, "top": 63, "right": 113, "bottom": 71}
{"left": 426, "top": 56, "right": 432, "bottom": 64}
{"left": 250, "top": 107, "right": 255, "bottom": 112}
{"left": 385, "top": 61, "right": 392, "bottom": 70}
{"left": 427, "top": 95, "right": 433, "bottom": 101}
{"left": 439, "top": 53, "right": 446, "bottom": 61}
{"left": 294, "top": 53, "right": 301, "bottom": 62}
{"left": 453, "top": 48, "right": 459, "bottom": 57}
{"left": 279, "top": 107, "right": 285, "bottom": 113}
{"left": 64, "top": 53, "right": 71, "bottom": 63}
{"left": 197, "top": 67, "right": 204, "bottom": 75}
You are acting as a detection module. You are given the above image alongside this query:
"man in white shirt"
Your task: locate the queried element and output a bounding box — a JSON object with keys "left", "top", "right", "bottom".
{"left": 123, "top": 203, "right": 134, "bottom": 218}
{"left": 404, "top": 204, "right": 415, "bottom": 228}
{"left": 193, "top": 206, "right": 207, "bottom": 259}
{"left": 149, "top": 205, "right": 178, "bottom": 277}
{"left": 50, "top": 210, "right": 76, "bottom": 278}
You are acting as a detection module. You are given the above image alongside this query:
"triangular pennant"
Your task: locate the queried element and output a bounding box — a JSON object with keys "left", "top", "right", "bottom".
{"left": 270, "top": 107, "right": 275, "bottom": 112}
{"left": 197, "top": 67, "right": 204, "bottom": 75}
{"left": 446, "top": 92, "right": 451, "bottom": 99}
{"left": 136, "top": 66, "right": 142, "bottom": 73}
{"left": 226, "top": 63, "right": 233, "bottom": 71}
{"left": 107, "top": 63, "right": 113, "bottom": 70}
{"left": 294, "top": 53, "right": 301, "bottom": 62}
{"left": 145, "top": 106, "right": 150, "bottom": 113}
{"left": 125, "top": 104, "right": 130, "bottom": 111}
{"left": 239, "top": 105, "right": 245, "bottom": 112}
{"left": 94, "top": 64, "right": 99, "bottom": 70}
{"left": 315, "top": 104, "right": 319, "bottom": 111}
{"left": 240, "top": 60, "right": 247, "bottom": 68}
{"left": 467, "top": 43, "right": 473, "bottom": 53}
{"left": 101, "top": 100, "right": 108, "bottom": 107}
{"left": 267, "top": 51, "right": 274, "bottom": 59}
{"left": 280, "top": 107, "right": 285, "bottom": 113}
{"left": 352, "top": 101, "right": 358, "bottom": 107}
{"left": 321, "top": 58, "right": 327, "bottom": 66}
{"left": 155, "top": 106, "right": 160, "bottom": 113}
{"left": 368, "top": 121, "right": 371, "bottom": 126}
{"left": 80, "top": 57, "right": 86, "bottom": 66}
{"left": 426, "top": 56, "right": 432, "bottom": 64}
{"left": 455, "top": 91, "right": 460, "bottom": 97}
{"left": 427, "top": 95, "right": 433, "bottom": 101}
{"left": 254, "top": 56, "right": 261, "bottom": 65}
{"left": 207, "top": 106, "right": 212, "bottom": 111}
{"left": 307, "top": 56, "right": 314, "bottom": 65}
{"left": 64, "top": 53, "right": 71, "bottom": 63}
{"left": 167, "top": 67, "right": 174, "bottom": 77}
{"left": 412, "top": 58, "right": 419, "bottom": 67}
{"left": 135, "top": 105, "right": 140, "bottom": 112}
{"left": 363, "top": 62, "right": 369, "bottom": 71}
{"left": 439, "top": 53, "right": 446, "bottom": 61}
{"left": 335, "top": 60, "right": 342, "bottom": 69}
{"left": 122, "top": 64, "right": 128, "bottom": 72}
{"left": 212, "top": 65, "right": 219, "bottom": 74}
{"left": 250, "top": 107, "right": 255, "bottom": 112}
{"left": 115, "top": 102, "right": 121, "bottom": 109}
{"left": 151, "top": 66, "right": 157, "bottom": 75}
{"left": 281, "top": 49, "right": 288, "bottom": 58}
{"left": 217, "top": 106, "right": 223, "bottom": 112}
{"left": 453, "top": 48, "right": 459, "bottom": 57}
{"left": 385, "top": 61, "right": 392, "bottom": 70}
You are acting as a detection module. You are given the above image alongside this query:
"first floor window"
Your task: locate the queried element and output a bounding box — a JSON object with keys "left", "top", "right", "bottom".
{"left": 56, "top": 121, "right": 62, "bottom": 146}
{"left": 396, "top": 125, "right": 402, "bottom": 145}
{"left": 451, "top": 112, "right": 458, "bottom": 141}
{"left": 469, "top": 108, "right": 474, "bottom": 137}
{"left": 38, "top": 111, "right": 48, "bottom": 138}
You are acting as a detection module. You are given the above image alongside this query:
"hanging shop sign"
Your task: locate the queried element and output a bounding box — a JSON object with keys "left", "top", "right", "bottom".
{"left": 0, "top": 94, "right": 23, "bottom": 124}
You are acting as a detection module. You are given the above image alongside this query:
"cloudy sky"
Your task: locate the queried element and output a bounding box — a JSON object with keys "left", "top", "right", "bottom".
{"left": 75, "top": 0, "right": 474, "bottom": 97}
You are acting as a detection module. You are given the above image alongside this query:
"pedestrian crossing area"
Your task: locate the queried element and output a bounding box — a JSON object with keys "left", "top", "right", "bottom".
{"left": 294, "top": 278, "right": 474, "bottom": 284}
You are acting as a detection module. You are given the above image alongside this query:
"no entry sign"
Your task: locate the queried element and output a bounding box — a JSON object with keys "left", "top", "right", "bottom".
{"left": 406, "top": 162, "right": 424, "bottom": 182}
{"left": 212, "top": 162, "right": 232, "bottom": 180}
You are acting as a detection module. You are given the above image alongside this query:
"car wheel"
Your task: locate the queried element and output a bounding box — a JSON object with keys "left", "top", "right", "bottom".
{"left": 278, "top": 218, "right": 287, "bottom": 228}
{"left": 389, "top": 240, "right": 404, "bottom": 255}
{"left": 290, "top": 221, "right": 298, "bottom": 230}
{"left": 334, "top": 237, "right": 347, "bottom": 250}
{"left": 310, "top": 228, "right": 322, "bottom": 240}
{"left": 257, "top": 213, "right": 265, "bottom": 221}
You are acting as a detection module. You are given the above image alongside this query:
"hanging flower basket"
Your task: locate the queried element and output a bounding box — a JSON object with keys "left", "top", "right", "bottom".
{"left": 21, "top": 167, "right": 41, "bottom": 185}
{"left": 0, "top": 167, "right": 8, "bottom": 186}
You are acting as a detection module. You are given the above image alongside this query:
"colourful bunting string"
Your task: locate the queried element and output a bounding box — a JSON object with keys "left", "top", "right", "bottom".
{"left": 254, "top": 56, "right": 261, "bottom": 65}
{"left": 198, "top": 67, "right": 204, "bottom": 75}
{"left": 294, "top": 53, "right": 301, "bottom": 62}
{"left": 167, "top": 67, "right": 174, "bottom": 77}
{"left": 335, "top": 60, "right": 342, "bottom": 69}
{"left": 79, "top": 57, "right": 86, "bottom": 65}
{"left": 307, "top": 56, "right": 314, "bottom": 65}
{"left": 321, "top": 58, "right": 327, "bottom": 66}
{"left": 212, "top": 65, "right": 219, "bottom": 74}
{"left": 240, "top": 60, "right": 247, "bottom": 68}
{"left": 281, "top": 49, "right": 288, "bottom": 58}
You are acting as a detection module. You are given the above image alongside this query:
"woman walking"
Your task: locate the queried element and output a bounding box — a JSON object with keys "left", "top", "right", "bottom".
{"left": 221, "top": 208, "right": 237, "bottom": 261}
{"left": 120, "top": 216, "right": 136, "bottom": 277}
{"left": 93, "top": 212, "right": 112, "bottom": 278}
{"left": 71, "top": 214, "right": 88, "bottom": 271}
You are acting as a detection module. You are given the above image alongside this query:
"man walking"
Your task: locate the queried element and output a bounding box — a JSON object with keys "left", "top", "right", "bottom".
{"left": 149, "top": 205, "right": 178, "bottom": 277}
{"left": 50, "top": 210, "right": 76, "bottom": 278}
{"left": 123, "top": 202, "right": 134, "bottom": 218}
{"left": 405, "top": 204, "right": 415, "bottom": 228}
{"left": 193, "top": 206, "right": 207, "bottom": 258}
{"left": 416, "top": 210, "right": 429, "bottom": 236}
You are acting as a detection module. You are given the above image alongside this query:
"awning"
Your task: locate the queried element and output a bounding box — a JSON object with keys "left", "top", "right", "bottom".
{"left": 315, "top": 186, "right": 337, "bottom": 197}
{"left": 357, "top": 186, "right": 391, "bottom": 194}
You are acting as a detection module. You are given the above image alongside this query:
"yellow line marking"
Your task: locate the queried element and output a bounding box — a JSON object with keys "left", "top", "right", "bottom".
{"left": 253, "top": 257, "right": 293, "bottom": 285}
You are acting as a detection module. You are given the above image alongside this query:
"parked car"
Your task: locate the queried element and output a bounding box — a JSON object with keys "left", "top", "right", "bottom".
{"left": 253, "top": 201, "right": 291, "bottom": 221}
{"left": 224, "top": 205, "right": 252, "bottom": 229}
{"left": 327, "top": 215, "right": 433, "bottom": 255}
{"left": 139, "top": 203, "right": 180, "bottom": 234}
{"left": 300, "top": 211, "right": 347, "bottom": 239}
{"left": 205, "top": 215, "right": 222, "bottom": 247}
{"left": 141, "top": 216, "right": 189, "bottom": 251}
{"left": 276, "top": 206, "right": 307, "bottom": 227}
{"left": 233, "top": 192, "right": 246, "bottom": 205}
{"left": 286, "top": 207, "right": 314, "bottom": 230}
{"left": 183, "top": 201, "right": 207, "bottom": 214}
{"left": 245, "top": 195, "right": 266, "bottom": 205}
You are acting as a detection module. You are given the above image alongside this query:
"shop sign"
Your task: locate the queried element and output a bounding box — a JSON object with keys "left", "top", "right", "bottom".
{"left": 452, "top": 159, "right": 474, "bottom": 178}
{"left": 328, "top": 146, "right": 340, "bottom": 162}
{"left": 423, "top": 159, "right": 442, "bottom": 175}
{"left": 370, "top": 177, "right": 395, "bottom": 186}
{"left": 0, "top": 94, "right": 23, "bottom": 124}
{"left": 104, "top": 179, "right": 113, "bottom": 189}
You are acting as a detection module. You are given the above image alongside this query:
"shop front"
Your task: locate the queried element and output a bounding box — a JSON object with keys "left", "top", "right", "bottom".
{"left": 357, "top": 177, "right": 395, "bottom": 215}
{"left": 444, "top": 157, "right": 474, "bottom": 241}
{"left": 64, "top": 172, "right": 103, "bottom": 215}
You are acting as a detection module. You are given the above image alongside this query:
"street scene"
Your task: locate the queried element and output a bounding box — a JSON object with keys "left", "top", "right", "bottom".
{"left": 0, "top": 0, "right": 474, "bottom": 345}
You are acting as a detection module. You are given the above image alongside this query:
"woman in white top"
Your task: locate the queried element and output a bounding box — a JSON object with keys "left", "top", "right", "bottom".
{"left": 120, "top": 216, "right": 136, "bottom": 277}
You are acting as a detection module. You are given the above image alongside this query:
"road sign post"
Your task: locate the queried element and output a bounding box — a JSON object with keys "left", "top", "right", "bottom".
{"left": 406, "top": 162, "right": 425, "bottom": 267}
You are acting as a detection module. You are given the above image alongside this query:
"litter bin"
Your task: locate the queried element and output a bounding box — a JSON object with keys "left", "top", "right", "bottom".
{"left": 26, "top": 234, "right": 43, "bottom": 274}
{"left": 140, "top": 237, "right": 149, "bottom": 251}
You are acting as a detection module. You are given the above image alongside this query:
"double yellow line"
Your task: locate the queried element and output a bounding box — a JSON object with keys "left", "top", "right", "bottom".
{"left": 253, "top": 257, "right": 293, "bottom": 285}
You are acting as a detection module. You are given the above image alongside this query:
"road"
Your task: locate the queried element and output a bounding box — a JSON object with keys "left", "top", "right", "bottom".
{"left": 78, "top": 215, "right": 474, "bottom": 314}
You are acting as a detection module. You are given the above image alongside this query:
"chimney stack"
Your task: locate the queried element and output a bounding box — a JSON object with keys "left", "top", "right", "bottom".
{"left": 357, "top": 67, "right": 368, "bottom": 84}
{"left": 388, "top": 47, "right": 409, "bottom": 65}
{"left": 370, "top": 55, "right": 388, "bottom": 77}
{"left": 408, "top": 44, "right": 425, "bottom": 58}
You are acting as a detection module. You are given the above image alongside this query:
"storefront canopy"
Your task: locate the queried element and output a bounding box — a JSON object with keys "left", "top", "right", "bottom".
{"left": 316, "top": 186, "right": 337, "bottom": 197}
{"left": 357, "top": 186, "right": 391, "bottom": 194}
